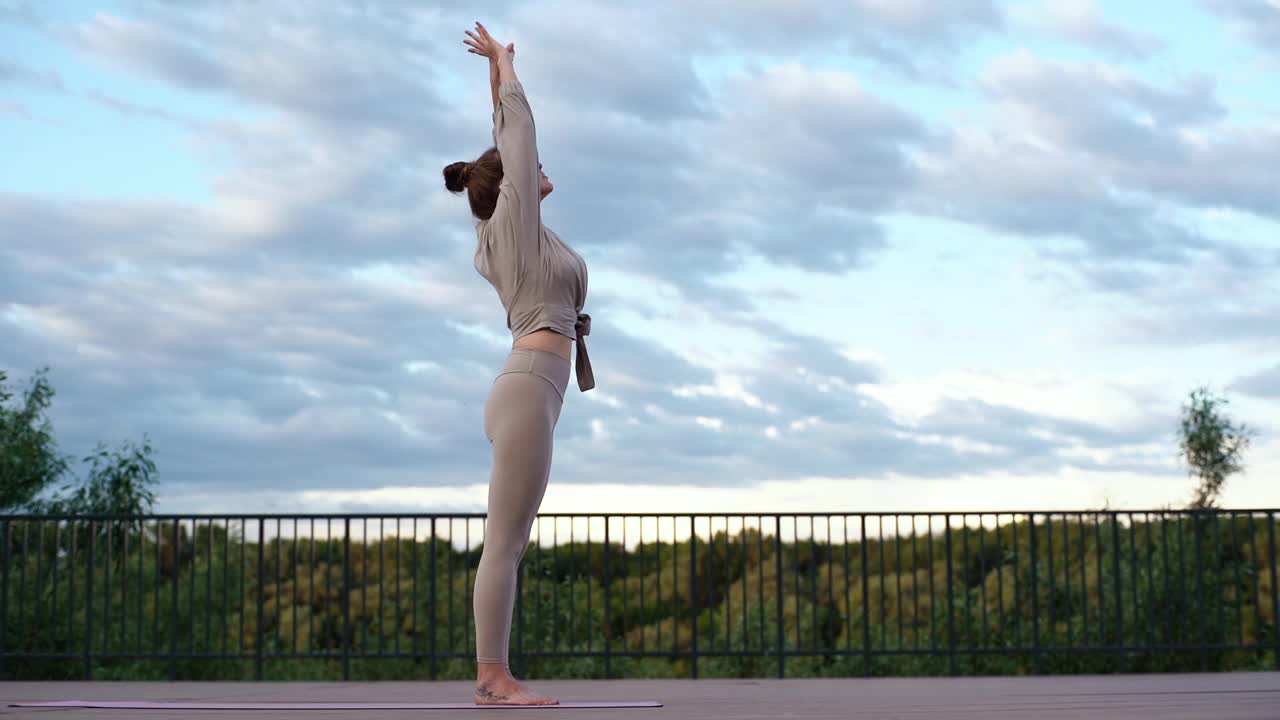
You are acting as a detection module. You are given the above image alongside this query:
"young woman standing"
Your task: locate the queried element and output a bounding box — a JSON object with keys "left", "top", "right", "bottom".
{"left": 444, "top": 22, "right": 594, "bottom": 706}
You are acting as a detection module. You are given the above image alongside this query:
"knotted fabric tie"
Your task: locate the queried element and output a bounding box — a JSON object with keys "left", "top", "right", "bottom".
{"left": 574, "top": 313, "right": 595, "bottom": 392}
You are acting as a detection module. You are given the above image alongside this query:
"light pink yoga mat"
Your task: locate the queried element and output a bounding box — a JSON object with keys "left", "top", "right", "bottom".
{"left": 10, "top": 700, "right": 662, "bottom": 710}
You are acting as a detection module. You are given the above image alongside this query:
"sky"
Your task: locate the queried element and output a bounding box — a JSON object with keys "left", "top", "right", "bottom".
{"left": 2, "top": 0, "right": 1278, "bottom": 518}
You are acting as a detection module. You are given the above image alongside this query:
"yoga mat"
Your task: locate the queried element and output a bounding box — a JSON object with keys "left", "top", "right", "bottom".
{"left": 10, "top": 700, "right": 663, "bottom": 710}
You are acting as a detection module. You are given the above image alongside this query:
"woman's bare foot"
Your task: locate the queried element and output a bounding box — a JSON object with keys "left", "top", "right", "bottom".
{"left": 474, "top": 664, "right": 558, "bottom": 706}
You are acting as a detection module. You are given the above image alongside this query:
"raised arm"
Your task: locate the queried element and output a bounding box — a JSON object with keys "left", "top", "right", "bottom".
{"left": 488, "top": 41, "right": 515, "bottom": 112}
{"left": 465, "top": 23, "right": 540, "bottom": 222}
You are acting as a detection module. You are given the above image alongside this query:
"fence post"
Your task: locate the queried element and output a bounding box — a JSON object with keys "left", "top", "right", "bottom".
{"left": 861, "top": 515, "right": 870, "bottom": 677}
{"left": 1193, "top": 511, "right": 1207, "bottom": 671}
{"left": 1, "top": 519, "right": 9, "bottom": 679}
{"left": 169, "top": 519, "right": 179, "bottom": 681}
{"left": 775, "top": 516, "right": 784, "bottom": 679}
{"left": 1029, "top": 514, "right": 1041, "bottom": 674}
{"left": 1269, "top": 513, "right": 1278, "bottom": 671}
{"left": 84, "top": 520, "right": 94, "bottom": 680}
{"left": 690, "top": 515, "right": 698, "bottom": 680}
{"left": 430, "top": 517, "right": 438, "bottom": 681}
{"left": 945, "top": 515, "right": 956, "bottom": 676}
{"left": 256, "top": 519, "right": 266, "bottom": 681}
{"left": 603, "top": 516, "right": 612, "bottom": 679}
{"left": 343, "top": 518, "right": 352, "bottom": 682}
{"left": 1111, "top": 514, "right": 1125, "bottom": 672}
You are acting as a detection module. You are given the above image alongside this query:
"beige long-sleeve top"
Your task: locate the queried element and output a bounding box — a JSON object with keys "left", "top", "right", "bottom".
{"left": 473, "top": 80, "right": 594, "bottom": 392}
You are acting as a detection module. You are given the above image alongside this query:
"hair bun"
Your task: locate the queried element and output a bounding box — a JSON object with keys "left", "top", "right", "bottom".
{"left": 442, "top": 161, "right": 469, "bottom": 193}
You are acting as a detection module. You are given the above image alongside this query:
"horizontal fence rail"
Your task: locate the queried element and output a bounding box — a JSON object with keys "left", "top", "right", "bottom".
{"left": 0, "top": 510, "right": 1277, "bottom": 681}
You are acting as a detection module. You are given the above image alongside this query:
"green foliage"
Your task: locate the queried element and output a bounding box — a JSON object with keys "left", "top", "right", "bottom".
{"left": 1179, "top": 386, "right": 1255, "bottom": 510}
{"left": 0, "top": 368, "right": 68, "bottom": 512}
{"left": 1, "top": 367, "right": 158, "bottom": 515}
{"left": 35, "top": 438, "right": 159, "bottom": 516}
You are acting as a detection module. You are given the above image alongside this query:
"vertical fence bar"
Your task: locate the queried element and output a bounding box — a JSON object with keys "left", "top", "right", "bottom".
{"left": 995, "top": 515, "right": 1004, "bottom": 645}
{"left": 0, "top": 518, "right": 8, "bottom": 679}
{"left": 190, "top": 520, "right": 197, "bottom": 656}
{"left": 343, "top": 518, "right": 352, "bottom": 681}
{"left": 945, "top": 514, "right": 956, "bottom": 675}
{"left": 604, "top": 515, "right": 612, "bottom": 679}
{"left": 1045, "top": 515, "right": 1055, "bottom": 653}
{"left": 169, "top": 519, "right": 179, "bottom": 681}
{"left": 1011, "top": 516, "right": 1020, "bottom": 654}
{"left": 775, "top": 516, "right": 784, "bottom": 678}
{"left": 1078, "top": 513, "right": 1089, "bottom": 650}
{"left": 1269, "top": 512, "right": 1278, "bottom": 670}
{"left": 840, "top": 516, "right": 851, "bottom": 668}
{"left": 811, "top": 516, "right": 819, "bottom": 654}
{"left": 84, "top": 520, "right": 95, "bottom": 679}
{"left": 1112, "top": 513, "right": 1124, "bottom": 672}
{"left": 554, "top": 517, "right": 561, "bottom": 656}
{"left": 874, "top": 517, "right": 883, "bottom": 651}
{"left": 861, "top": 515, "right": 870, "bottom": 676}
{"left": 223, "top": 519, "right": 231, "bottom": 658}
{"left": 690, "top": 515, "right": 698, "bottom": 679}
{"left": 1128, "top": 513, "right": 1139, "bottom": 652}
{"left": 395, "top": 518, "right": 402, "bottom": 658}
{"left": 429, "top": 517, "right": 438, "bottom": 680}
{"left": 256, "top": 519, "right": 266, "bottom": 681}
{"left": 1229, "top": 512, "right": 1242, "bottom": 647}
{"left": 363, "top": 521, "right": 370, "bottom": 656}
{"left": 238, "top": 519, "right": 246, "bottom": 663}
{"left": 757, "top": 515, "right": 764, "bottom": 656}
{"left": 16, "top": 522, "right": 26, "bottom": 673}
{"left": 743, "top": 517, "right": 750, "bottom": 665}
{"left": 1029, "top": 513, "right": 1041, "bottom": 674}
{"left": 896, "top": 515, "right": 905, "bottom": 653}
{"left": 1194, "top": 511, "right": 1207, "bottom": 671}
{"left": 36, "top": 521, "right": 45, "bottom": 656}
{"left": 639, "top": 517, "right": 646, "bottom": 655}
{"left": 102, "top": 519, "right": 111, "bottom": 663}
{"left": 915, "top": 515, "right": 924, "bottom": 652}
{"left": 927, "top": 516, "right": 936, "bottom": 657}
{"left": 976, "top": 515, "right": 986, "bottom": 651}
{"left": 67, "top": 521, "right": 75, "bottom": 659}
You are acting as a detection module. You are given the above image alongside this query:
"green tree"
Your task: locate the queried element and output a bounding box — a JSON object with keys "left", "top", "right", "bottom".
{"left": 0, "top": 367, "right": 69, "bottom": 511}
{"left": 1178, "top": 386, "right": 1254, "bottom": 509}
{"left": 1, "top": 367, "right": 158, "bottom": 514}
{"left": 37, "top": 436, "right": 158, "bottom": 515}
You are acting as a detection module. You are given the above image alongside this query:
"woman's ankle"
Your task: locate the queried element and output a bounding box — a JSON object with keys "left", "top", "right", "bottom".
{"left": 476, "top": 661, "right": 511, "bottom": 678}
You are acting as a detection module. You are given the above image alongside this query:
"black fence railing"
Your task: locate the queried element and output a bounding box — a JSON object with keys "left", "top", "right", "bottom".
{"left": 1, "top": 510, "right": 1277, "bottom": 681}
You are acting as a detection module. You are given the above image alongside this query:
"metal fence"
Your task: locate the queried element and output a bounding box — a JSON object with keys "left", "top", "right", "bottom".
{"left": 1, "top": 509, "right": 1277, "bottom": 680}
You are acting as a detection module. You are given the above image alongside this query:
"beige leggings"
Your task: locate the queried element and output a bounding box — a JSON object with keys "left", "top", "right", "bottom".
{"left": 473, "top": 348, "right": 569, "bottom": 665}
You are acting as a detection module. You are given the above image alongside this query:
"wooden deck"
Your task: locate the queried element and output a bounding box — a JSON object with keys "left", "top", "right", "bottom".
{"left": 4, "top": 672, "right": 1279, "bottom": 719}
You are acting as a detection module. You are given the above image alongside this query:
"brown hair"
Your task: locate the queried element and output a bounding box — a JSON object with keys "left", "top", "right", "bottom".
{"left": 443, "top": 147, "right": 502, "bottom": 220}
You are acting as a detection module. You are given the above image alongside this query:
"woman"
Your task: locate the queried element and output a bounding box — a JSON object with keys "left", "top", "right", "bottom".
{"left": 444, "top": 22, "right": 593, "bottom": 706}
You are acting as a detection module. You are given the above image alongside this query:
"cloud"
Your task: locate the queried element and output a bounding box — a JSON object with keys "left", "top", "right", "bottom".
{"left": 1232, "top": 364, "right": 1280, "bottom": 400}
{"left": 1037, "top": 0, "right": 1163, "bottom": 58}
{"left": 64, "top": 5, "right": 453, "bottom": 135}
{"left": 0, "top": 0, "right": 37, "bottom": 27}
{"left": 693, "top": 0, "right": 1004, "bottom": 82}
{"left": 0, "top": 60, "right": 64, "bottom": 91}
{"left": 0, "top": 99, "right": 30, "bottom": 119}
{"left": 910, "top": 49, "right": 1280, "bottom": 296}
{"left": 1202, "top": 0, "right": 1280, "bottom": 55}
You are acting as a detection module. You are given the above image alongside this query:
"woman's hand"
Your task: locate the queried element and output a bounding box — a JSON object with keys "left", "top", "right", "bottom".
{"left": 464, "top": 22, "right": 511, "bottom": 62}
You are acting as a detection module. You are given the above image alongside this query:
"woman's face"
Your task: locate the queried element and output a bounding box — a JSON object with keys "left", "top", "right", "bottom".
{"left": 539, "top": 162, "right": 553, "bottom": 199}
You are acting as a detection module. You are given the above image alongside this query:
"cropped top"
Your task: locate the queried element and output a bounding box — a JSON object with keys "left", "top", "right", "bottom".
{"left": 473, "top": 80, "right": 594, "bottom": 392}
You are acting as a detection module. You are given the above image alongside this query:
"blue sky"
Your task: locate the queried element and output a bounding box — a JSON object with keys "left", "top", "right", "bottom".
{"left": 2, "top": 0, "right": 1278, "bottom": 516}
